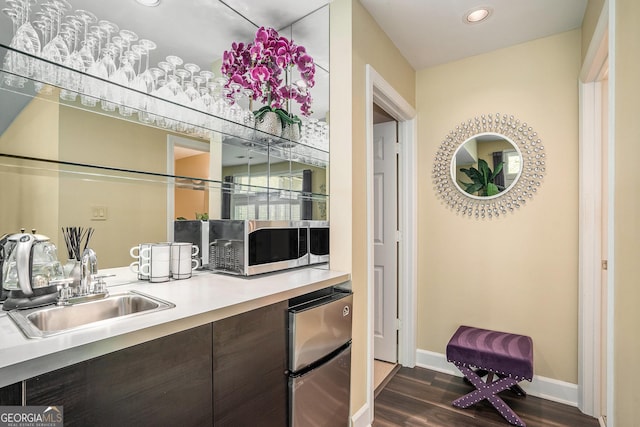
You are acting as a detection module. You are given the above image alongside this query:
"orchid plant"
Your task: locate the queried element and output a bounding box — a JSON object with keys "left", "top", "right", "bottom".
{"left": 221, "top": 26, "right": 316, "bottom": 127}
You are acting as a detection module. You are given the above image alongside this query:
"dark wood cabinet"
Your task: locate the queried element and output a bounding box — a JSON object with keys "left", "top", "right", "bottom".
{"left": 213, "top": 301, "right": 288, "bottom": 427}
{"left": 5, "top": 300, "right": 293, "bottom": 426}
{"left": 0, "top": 382, "right": 22, "bottom": 405}
{"left": 26, "top": 324, "right": 213, "bottom": 427}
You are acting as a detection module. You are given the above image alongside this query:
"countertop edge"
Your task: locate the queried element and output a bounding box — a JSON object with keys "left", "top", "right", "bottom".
{"left": 0, "top": 269, "right": 350, "bottom": 388}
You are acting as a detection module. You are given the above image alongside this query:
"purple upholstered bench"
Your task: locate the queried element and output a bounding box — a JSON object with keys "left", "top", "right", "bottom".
{"left": 446, "top": 325, "right": 533, "bottom": 426}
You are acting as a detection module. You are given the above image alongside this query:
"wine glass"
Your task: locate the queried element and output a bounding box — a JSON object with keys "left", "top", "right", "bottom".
{"left": 97, "top": 20, "right": 119, "bottom": 78}
{"left": 212, "top": 76, "right": 229, "bottom": 117}
{"left": 73, "top": 9, "right": 98, "bottom": 103}
{"left": 30, "top": 15, "right": 52, "bottom": 92}
{"left": 128, "top": 44, "right": 148, "bottom": 112}
{"left": 183, "top": 62, "right": 200, "bottom": 102}
{"left": 40, "top": 0, "right": 71, "bottom": 85}
{"left": 139, "top": 66, "right": 163, "bottom": 124}
{"left": 115, "top": 50, "right": 139, "bottom": 116}
{"left": 59, "top": 16, "right": 84, "bottom": 101}
{"left": 241, "top": 88, "right": 255, "bottom": 139}
{"left": 136, "top": 39, "right": 156, "bottom": 92}
{"left": 11, "top": 0, "right": 41, "bottom": 76}
{"left": 80, "top": 25, "right": 106, "bottom": 106}
{"left": 75, "top": 10, "right": 98, "bottom": 70}
{"left": 1, "top": 6, "right": 28, "bottom": 87}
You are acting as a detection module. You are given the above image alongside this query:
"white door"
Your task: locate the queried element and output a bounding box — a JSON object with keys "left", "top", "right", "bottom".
{"left": 373, "top": 121, "right": 398, "bottom": 362}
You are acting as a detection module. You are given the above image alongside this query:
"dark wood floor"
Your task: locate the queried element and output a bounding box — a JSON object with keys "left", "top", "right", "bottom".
{"left": 373, "top": 366, "right": 600, "bottom": 427}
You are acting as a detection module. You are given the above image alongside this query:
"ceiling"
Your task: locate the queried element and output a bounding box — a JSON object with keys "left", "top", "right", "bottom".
{"left": 359, "top": 0, "right": 588, "bottom": 70}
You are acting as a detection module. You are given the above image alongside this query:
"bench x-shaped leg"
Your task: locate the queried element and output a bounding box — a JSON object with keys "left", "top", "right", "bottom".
{"left": 453, "top": 364, "right": 526, "bottom": 427}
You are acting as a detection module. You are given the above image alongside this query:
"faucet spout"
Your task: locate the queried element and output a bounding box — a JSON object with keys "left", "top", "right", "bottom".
{"left": 80, "top": 248, "right": 98, "bottom": 294}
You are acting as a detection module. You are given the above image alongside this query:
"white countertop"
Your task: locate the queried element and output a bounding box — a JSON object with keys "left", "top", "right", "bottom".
{"left": 0, "top": 266, "right": 350, "bottom": 387}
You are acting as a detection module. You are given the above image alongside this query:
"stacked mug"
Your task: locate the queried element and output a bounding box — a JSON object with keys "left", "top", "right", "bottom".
{"left": 130, "top": 242, "right": 200, "bottom": 282}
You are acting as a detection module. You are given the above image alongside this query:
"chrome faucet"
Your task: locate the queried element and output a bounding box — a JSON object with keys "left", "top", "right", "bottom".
{"left": 57, "top": 248, "right": 111, "bottom": 305}
{"left": 80, "top": 248, "right": 98, "bottom": 295}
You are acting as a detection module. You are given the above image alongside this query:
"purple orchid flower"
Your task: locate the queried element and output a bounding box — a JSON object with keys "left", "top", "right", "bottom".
{"left": 221, "top": 26, "right": 316, "bottom": 116}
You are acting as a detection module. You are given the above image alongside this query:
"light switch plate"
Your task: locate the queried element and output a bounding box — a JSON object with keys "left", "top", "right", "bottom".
{"left": 91, "top": 205, "right": 108, "bottom": 221}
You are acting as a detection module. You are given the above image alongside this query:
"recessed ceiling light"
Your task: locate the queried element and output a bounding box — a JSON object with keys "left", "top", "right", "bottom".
{"left": 464, "top": 7, "right": 492, "bottom": 24}
{"left": 136, "top": 0, "right": 160, "bottom": 6}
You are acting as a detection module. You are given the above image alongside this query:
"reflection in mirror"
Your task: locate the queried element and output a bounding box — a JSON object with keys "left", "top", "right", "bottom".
{"left": 0, "top": 2, "right": 329, "bottom": 269}
{"left": 451, "top": 133, "right": 522, "bottom": 199}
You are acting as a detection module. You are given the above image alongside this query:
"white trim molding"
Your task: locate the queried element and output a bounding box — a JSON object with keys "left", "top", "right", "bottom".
{"left": 351, "top": 403, "right": 371, "bottom": 427}
{"left": 416, "top": 349, "right": 579, "bottom": 407}
{"left": 578, "top": 79, "right": 604, "bottom": 417}
{"left": 578, "top": 0, "right": 610, "bottom": 419}
{"left": 166, "top": 134, "right": 211, "bottom": 241}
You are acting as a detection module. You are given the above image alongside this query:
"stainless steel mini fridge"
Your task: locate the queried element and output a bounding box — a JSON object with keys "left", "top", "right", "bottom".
{"left": 288, "top": 289, "right": 353, "bottom": 427}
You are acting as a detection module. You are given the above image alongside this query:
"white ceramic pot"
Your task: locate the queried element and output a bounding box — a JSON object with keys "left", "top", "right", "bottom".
{"left": 281, "top": 121, "right": 300, "bottom": 143}
{"left": 255, "top": 111, "right": 282, "bottom": 138}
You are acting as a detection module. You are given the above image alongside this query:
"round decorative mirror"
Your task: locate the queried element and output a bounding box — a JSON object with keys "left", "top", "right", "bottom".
{"left": 432, "top": 113, "right": 546, "bottom": 218}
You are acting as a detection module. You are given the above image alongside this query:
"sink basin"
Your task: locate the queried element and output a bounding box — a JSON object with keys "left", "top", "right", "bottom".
{"left": 8, "top": 291, "right": 175, "bottom": 339}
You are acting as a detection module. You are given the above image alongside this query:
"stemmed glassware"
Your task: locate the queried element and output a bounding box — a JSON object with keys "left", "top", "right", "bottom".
{"left": 241, "top": 88, "right": 255, "bottom": 138}
{"left": 106, "top": 29, "right": 137, "bottom": 116}
{"left": 40, "top": 0, "right": 71, "bottom": 87}
{"left": 1, "top": 5, "right": 28, "bottom": 87}
{"left": 8, "top": 0, "right": 41, "bottom": 79}
{"left": 96, "top": 20, "right": 119, "bottom": 111}
{"left": 59, "top": 15, "right": 84, "bottom": 101}
{"left": 0, "top": 1, "right": 325, "bottom": 145}
{"left": 128, "top": 40, "right": 154, "bottom": 118}
{"left": 75, "top": 9, "right": 97, "bottom": 105}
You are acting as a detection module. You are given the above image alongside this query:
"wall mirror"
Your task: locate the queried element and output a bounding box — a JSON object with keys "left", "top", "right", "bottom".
{"left": 451, "top": 132, "right": 522, "bottom": 199}
{"left": 0, "top": 1, "right": 329, "bottom": 268}
{"left": 432, "top": 113, "right": 546, "bottom": 218}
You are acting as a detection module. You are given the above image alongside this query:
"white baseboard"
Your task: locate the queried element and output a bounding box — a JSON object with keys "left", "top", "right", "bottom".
{"left": 416, "top": 349, "right": 578, "bottom": 407}
{"left": 351, "top": 402, "right": 371, "bottom": 427}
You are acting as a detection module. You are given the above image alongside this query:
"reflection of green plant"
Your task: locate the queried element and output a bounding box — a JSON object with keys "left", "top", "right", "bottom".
{"left": 196, "top": 212, "right": 209, "bottom": 221}
{"left": 176, "top": 216, "right": 187, "bottom": 221}
{"left": 459, "top": 159, "right": 504, "bottom": 197}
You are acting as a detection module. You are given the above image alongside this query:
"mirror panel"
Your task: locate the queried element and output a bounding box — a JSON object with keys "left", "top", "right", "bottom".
{"left": 0, "top": 2, "right": 329, "bottom": 268}
{"left": 432, "top": 113, "right": 546, "bottom": 218}
{"left": 451, "top": 132, "right": 523, "bottom": 199}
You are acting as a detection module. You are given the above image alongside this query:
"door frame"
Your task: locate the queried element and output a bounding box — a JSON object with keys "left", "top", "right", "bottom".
{"left": 365, "top": 64, "right": 417, "bottom": 421}
{"left": 166, "top": 134, "right": 211, "bottom": 240}
{"left": 577, "top": 1, "right": 612, "bottom": 421}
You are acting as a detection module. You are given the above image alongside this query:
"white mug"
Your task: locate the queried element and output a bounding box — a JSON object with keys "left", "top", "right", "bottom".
{"left": 129, "top": 243, "right": 152, "bottom": 279}
{"left": 139, "top": 243, "right": 171, "bottom": 283}
{"left": 129, "top": 260, "right": 151, "bottom": 276}
{"left": 170, "top": 243, "right": 200, "bottom": 280}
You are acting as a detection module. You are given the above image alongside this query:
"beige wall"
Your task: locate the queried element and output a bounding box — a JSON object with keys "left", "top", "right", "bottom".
{"left": 613, "top": 0, "right": 640, "bottom": 423}
{"left": 175, "top": 153, "right": 210, "bottom": 220}
{"left": 58, "top": 106, "right": 169, "bottom": 268}
{"left": 417, "top": 30, "right": 581, "bottom": 383}
{"left": 0, "top": 96, "right": 60, "bottom": 238}
{"left": 330, "top": 0, "right": 416, "bottom": 416}
{"left": 582, "top": 0, "right": 606, "bottom": 62}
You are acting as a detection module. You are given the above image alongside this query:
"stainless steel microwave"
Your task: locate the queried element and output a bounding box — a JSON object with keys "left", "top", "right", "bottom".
{"left": 302, "top": 220, "right": 330, "bottom": 265}
{"left": 207, "top": 220, "right": 329, "bottom": 276}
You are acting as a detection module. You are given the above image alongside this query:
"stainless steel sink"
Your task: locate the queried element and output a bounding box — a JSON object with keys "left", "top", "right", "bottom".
{"left": 8, "top": 291, "right": 175, "bottom": 339}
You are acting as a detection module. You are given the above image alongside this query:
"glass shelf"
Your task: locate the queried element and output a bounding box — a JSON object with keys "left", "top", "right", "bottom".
{"left": 0, "top": 43, "right": 329, "bottom": 169}
{"left": 0, "top": 152, "right": 329, "bottom": 201}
